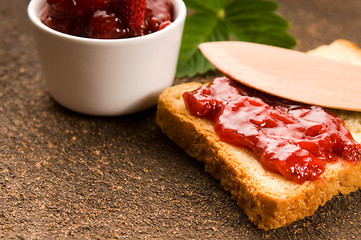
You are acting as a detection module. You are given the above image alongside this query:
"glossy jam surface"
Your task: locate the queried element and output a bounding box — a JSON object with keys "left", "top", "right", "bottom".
{"left": 183, "top": 77, "right": 361, "bottom": 184}
{"left": 40, "top": 0, "right": 174, "bottom": 39}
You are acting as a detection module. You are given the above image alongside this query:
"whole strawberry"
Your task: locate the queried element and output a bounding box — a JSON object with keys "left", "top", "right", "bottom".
{"left": 113, "top": 0, "right": 147, "bottom": 36}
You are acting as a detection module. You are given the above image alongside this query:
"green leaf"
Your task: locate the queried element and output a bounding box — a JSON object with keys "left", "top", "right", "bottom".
{"left": 225, "top": 0, "right": 296, "bottom": 48}
{"left": 176, "top": 11, "right": 229, "bottom": 77}
{"left": 184, "top": 0, "right": 229, "bottom": 12}
{"left": 176, "top": 0, "right": 297, "bottom": 77}
{"left": 226, "top": 0, "right": 279, "bottom": 13}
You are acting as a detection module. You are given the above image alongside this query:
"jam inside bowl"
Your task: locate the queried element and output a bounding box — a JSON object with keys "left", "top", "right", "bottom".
{"left": 28, "top": 0, "right": 186, "bottom": 116}
{"left": 40, "top": 0, "right": 175, "bottom": 39}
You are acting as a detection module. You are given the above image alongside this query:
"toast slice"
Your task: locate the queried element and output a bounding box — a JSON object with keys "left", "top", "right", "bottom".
{"left": 156, "top": 39, "right": 361, "bottom": 230}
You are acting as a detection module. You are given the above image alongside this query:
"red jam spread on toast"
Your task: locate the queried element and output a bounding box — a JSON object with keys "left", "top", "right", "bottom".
{"left": 182, "top": 77, "right": 361, "bottom": 184}
{"left": 40, "top": 0, "right": 174, "bottom": 39}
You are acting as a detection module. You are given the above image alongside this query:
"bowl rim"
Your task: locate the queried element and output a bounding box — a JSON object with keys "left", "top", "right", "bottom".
{"left": 27, "top": 0, "right": 187, "bottom": 44}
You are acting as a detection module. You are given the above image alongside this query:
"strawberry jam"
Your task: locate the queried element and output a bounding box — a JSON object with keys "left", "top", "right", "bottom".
{"left": 182, "top": 77, "right": 361, "bottom": 184}
{"left": 40, "top": 0, "right": 174, "bottom": 39}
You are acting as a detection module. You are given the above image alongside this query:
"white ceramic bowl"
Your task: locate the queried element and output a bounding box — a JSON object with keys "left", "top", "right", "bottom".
{"left": 28, "top": 0, "right": 186, "bottom": 116}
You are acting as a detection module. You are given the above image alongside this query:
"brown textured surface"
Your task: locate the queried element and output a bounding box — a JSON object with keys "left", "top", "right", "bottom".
{"left": 1, "top": 0, "right": 361, "bottom": 239}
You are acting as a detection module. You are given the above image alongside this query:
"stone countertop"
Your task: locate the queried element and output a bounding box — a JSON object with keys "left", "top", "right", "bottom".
{"left": 1, "top": 0, "right": 361, "bottom": 239}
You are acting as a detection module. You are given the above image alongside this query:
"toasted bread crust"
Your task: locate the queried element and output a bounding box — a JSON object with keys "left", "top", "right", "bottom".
{"left": 156, "top": 40, "right": 361, "bottom": 229}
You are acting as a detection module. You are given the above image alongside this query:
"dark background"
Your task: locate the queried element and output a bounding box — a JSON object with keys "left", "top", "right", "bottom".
{"left": 1, "top": 0, "right": 361, "bottom": 239}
